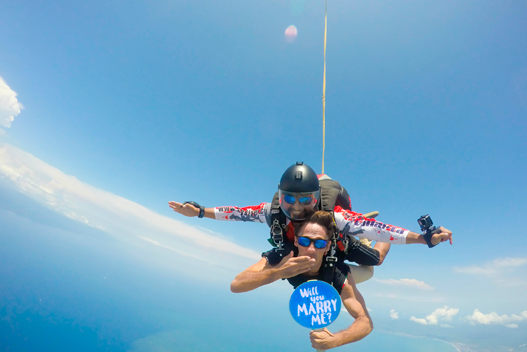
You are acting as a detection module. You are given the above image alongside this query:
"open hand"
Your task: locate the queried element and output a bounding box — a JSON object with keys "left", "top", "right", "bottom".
{"left": 168, "top": 201, "right": 199, "bottom": 217}
{"left": 277, "top": 251, "right": 316, "bottom": 279}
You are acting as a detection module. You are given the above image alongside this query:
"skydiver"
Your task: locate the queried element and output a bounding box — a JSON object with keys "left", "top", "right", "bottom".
{"left": 231, "top": 211, "right": 373, "bottom": 350}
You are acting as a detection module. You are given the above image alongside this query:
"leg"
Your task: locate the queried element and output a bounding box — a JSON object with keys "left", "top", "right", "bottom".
{"left": 373, "top": 242, "right": 391, "bottom": 266}
{"left": 347, "top": 264, "right": 374, "bottom": 284}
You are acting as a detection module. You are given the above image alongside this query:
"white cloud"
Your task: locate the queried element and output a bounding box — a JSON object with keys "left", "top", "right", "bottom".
{"left": 390, "top": 309, "right": 399, "bottom": 319}
{"left": 0, "top": 77, "right": 23, "bottom": 129}
{"left": 454, "top": 257, "right": 527, "bottom": 276}
{"left": 493, "top": 258, "right": 527, "bottom": 267}
{"left": 410, "top": 306, "right": 459, "bottom": 325}
{"left": 466, "top": 309, "right": 527, "bottom": 328}
{"left": 410, "top": 316, "right": 428, "bottom": 325}
{"left": 374, "top": 278, "right": 434, "bottom": 290}
{"left": 0, "top": 144, "right": 260, "bottom": 275}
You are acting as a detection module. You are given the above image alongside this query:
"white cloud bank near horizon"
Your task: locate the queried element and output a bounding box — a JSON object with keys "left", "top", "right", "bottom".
{"left": 410, "top": 306, "right": 459, "bottom": 326}
{"left": 466, "top": 309, "right": 527, "bottom": 329}
{"left": 0, "top": 77, "right": 23, "bottom": 129}
{"left": 454, "top": 257, "right": 527, "bottom": 276}
{"left": 0, "top": 143, "right": 260, "bottom": 274}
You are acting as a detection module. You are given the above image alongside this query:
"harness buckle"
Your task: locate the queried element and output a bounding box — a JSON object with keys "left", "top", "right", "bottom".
{"left": 323, "top": 251, "right": 338, "bottom": 286}
{"left": 325, "top": 238, "right": 338, "bottom": 267}
{"left": 325, "top": 254, "right": 337, "bottom": 264}
{"left": 271, "top": 219, "right": 284, "bottom": 249}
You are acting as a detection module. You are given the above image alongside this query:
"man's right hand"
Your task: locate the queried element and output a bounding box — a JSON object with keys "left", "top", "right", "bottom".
{"left": 275, "top": 251, "right": 316, "bottom": 279}
{"left": 168, "top": 201, "right": 199, "bottom": 217}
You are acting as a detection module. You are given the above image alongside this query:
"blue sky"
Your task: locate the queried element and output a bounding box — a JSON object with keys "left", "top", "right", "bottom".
{"left": 1, "top": 0, "right": 527, "bottom": 351}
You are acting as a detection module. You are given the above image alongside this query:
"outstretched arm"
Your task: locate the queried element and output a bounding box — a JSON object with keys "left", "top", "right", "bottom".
{"left": 309, "top": 276, "right": 373, "bottom": 350}
{"left": 334, "top": 209, "right": 453, "bottom": 246}
{"left": 168, "top": 201, "right": 269, "bottom": 223}
{"left": 230, "top": 252, "right": 316, "bottom": 293}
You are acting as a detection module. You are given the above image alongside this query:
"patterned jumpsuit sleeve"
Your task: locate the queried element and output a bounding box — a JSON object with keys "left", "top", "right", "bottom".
{"left": 333, "top": 206, "right": 410, "bottom": 244}
{"left": 213, "top": 203, "right": 272, "bottom": 225}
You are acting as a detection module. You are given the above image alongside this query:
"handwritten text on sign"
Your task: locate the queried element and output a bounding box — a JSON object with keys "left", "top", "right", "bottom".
{"left": 289, "top": 281, "right": 341, "bottom": 329}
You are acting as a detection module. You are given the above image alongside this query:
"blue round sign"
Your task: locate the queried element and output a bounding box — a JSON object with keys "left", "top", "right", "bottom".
{"left": 289, "top": 280, "right": 342, "bottom": 329}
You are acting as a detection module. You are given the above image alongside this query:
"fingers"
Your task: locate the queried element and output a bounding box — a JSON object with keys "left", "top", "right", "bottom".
{"left": 439, "top": 226, "right": 452, "bottom": 235}
{"left": 281, "top": 256, "right": 316, "bottom": 277}
{"left": 323, "top": 328, "right": 334, "bottom": 337}
{"left": 167, "top": 202, "right": 198, "bottom": 217}
{"left": 439, "top": 227, "right": 453, "bottom": 245}
{"left": 290, "top": 256, "right": 316, "bottom": 269}
{"left": 289, "top": 260, "right": 316, "bottom": 275}
{"left": 309, "top": 330, "right": 323, "bottom": 340}
{"left": 309, "top": 329, "right": 333, "bottom": 349}
{"left": 168, "top": 201, "right": 182, "bottom": 211}
{"left": 432, "top": 232, "right": 453, "bottom": 246}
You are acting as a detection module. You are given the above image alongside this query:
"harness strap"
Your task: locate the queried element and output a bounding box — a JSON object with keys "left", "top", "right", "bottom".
{"left": 269, "top": 191, "right": 288, "bottom": 248}
{"left": 323, "top": 213, "right": 339, "bottom": 285}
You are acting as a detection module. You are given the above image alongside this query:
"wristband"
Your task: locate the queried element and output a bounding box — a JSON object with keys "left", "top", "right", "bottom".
{"left": 423, "top": 227, "right": 441, "bottom": 248}
{"left": 423, "top": 232, "right": 436, "bottom": 248}
{"left": 183, "top": 201, "right": 205, "bottom": 218}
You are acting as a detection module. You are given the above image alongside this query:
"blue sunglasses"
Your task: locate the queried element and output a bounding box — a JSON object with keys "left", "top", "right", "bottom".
{"left": 283, "top": 195, "right": 314, "bottom": 205}
{"left": 297, "top": 236, "right": 328, "bottom": 249}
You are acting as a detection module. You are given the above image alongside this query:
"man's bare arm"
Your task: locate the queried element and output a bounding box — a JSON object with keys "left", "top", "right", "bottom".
{"left": 310, "top": 276, "right": 373, "bottom": 350}
{"left": 231, "top": 252, "right": 316, "bottom": 293}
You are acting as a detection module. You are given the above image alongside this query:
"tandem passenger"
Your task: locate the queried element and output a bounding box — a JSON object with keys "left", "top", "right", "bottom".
{"left": 230, "top": 211, "right": 373, "bottom": 350}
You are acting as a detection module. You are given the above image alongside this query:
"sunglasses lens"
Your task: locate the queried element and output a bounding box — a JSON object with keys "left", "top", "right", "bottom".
{"left": 298, "top": 237, "right": 327, "bottom": 249}
{"left": 314, "top": 240, "right": 327, "bottom": 249}
{"left": 298, "top": 237, "right": 311, "bottom": 247}
{"left": 298, "top": 197, "right": 313, "bottom": 205}
{"left": 283, "top": 195, "right": 296, "bottom": 204}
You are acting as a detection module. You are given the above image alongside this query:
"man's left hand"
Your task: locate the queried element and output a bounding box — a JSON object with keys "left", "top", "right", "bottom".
{"left": 310, "top": 328, "right": 337, "bottom": 350}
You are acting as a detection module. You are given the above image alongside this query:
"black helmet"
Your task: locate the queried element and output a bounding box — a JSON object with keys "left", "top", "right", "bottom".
{"left": 278, "top": 162, "right": 320, "bottom": 221}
